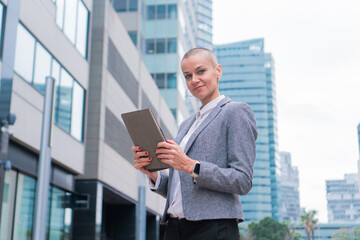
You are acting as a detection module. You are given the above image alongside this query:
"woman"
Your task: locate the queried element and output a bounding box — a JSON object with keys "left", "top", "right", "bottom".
{"left": 132, "top": 48, "right": 258, "bottom": 240}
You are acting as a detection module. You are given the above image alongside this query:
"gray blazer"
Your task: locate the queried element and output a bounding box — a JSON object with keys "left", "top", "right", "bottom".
{"left": 153, "top": 97, "right": 258, "bottom": 223}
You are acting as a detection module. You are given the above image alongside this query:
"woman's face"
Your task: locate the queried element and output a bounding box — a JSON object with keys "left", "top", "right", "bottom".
{"left": 181, "top": 53, "right": 222, "bottom": 107}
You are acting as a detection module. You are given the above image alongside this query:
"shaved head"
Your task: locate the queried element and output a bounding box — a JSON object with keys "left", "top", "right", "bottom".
{"left": 181, "top": 48, "right": 218, "bottom": 67}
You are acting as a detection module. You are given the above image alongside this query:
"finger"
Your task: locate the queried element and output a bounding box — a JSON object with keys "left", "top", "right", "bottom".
{"left": 166, "top": 139, "right": 176, "bottom": 145}
{"left": 134, "top": 151, "right": 149, "bottom": 160}
{"left": 131, "top": 146, "right": 142, "bottom": 153}
{"left": 156, "top": 141, "right": 172, "bottom": 149}
{"left": 134, "top": 158, "right": 152, "bottom": 168}
{"left": 156, "top": 154, "right": 174, "bottom": 160}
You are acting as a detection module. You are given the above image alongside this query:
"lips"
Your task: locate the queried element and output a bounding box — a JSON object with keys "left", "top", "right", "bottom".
{"left": 193, "top": 85, "right": 204, "bottom": 91}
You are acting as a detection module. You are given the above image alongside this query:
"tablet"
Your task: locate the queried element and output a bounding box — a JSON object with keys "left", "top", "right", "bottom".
{"left": 121, "top": 109, "right": 170, "bottom": 172}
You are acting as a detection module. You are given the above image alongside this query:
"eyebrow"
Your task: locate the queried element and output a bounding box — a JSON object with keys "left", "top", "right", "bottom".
{"left": 183, "top": 65, "right": 206, "bottom": 75}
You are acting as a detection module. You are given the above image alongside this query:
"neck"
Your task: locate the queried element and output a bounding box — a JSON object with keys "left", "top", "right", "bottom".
{"left": 200, "top": 91, "right": 220, "bottom": 109}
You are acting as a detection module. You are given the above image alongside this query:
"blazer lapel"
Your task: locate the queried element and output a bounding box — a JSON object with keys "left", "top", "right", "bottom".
{"left": 175, "top": 116, "right": 196, "bottom": 144}
{"left": 183, "top": 97, "right": 231, "bottom": 154}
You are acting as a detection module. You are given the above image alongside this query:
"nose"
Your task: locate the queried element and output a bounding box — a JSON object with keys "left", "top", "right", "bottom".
{"left": 191, "top": 75, "right": 200, "bottom": 85}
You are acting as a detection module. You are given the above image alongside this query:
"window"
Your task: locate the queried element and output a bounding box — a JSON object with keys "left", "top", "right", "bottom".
{"left": 0, "top": 170, "right": 17, "bottom": 239}
{"left": 13, "top": 174, "right": 36, "bottom": 239}
{"left": 0, "top": 2, "right": 5, "bottom": 57}
{"left": 55, "top": 0, "right": 89, "bottom": 58}
{"left": 146, "top": 39, "right": 155, "bottom": 54}
{"left": 167, "top": 73, "right": 176, "bottom": 88}
{"left": 14, "top": 24, "right": 86, "bottom": 141}
{"left": 112, "top": 0, "right": 138, "bottom": 12}
{"left": 14, "top": 25, "right": 36, "bottom": 83}
{"left": 152, "top": 72, "right": 177, "bottom": 89}
{"left": 33, "top": 43, "right": 52, "bottom": 94}
{"left": 155, "top": 73, "right": 165, "bottom": 88}
{"left": 156, "top": 38, "right": 166, "bottom": 53}
{"left": 168, "top": 4, "right": 177, "bottom": 19}
{"left": 112, "top": 0, "right": 127, "bottom": 11}
{"left": 146, "top": 4, "right": 177, "bottom": 20}
{"left": 147, "top": 5, "right": 156, "bottom": 20}
{"left": 167, "top": 38, "right": 177, "bottom": 53}
{"left": 128, "top": 31, "right": 137, "bottom": 46}
{"left": 129, "top": 0, "right": 138, "bottom": 11}
{"left": 145, "top": 38, "right": 177, "bottom": 54}
{"left": 157, "top": 5, "right": 166, "bottom": 19}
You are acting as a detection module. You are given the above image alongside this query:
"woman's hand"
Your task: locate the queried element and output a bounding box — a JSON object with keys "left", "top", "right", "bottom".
{"left": 155, "top": 140, "right": 196, "bottom": 174}
{"left": 131, "top": 146, "right": 158, "bottom": 183}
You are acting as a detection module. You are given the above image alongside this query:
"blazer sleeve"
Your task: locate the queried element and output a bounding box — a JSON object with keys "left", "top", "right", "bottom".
{"left": 150, "top": 170, "right": 169, "bottom": 199}
{"left": 195, "top": 103, "right": 258, "bottom": 195}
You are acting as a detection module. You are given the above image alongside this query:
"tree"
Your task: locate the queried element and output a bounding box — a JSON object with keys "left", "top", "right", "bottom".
{"left": 301, "top": 210, "right": 318, "bottom": 240}
{"left": 247, "top": 217, "right": 288, "bottom": 240}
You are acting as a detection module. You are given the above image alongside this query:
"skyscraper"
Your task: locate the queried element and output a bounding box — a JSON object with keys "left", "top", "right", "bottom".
{"left": 214, "top": 39, "right": 280, "bottom": 221}
{"left": 326, "top": 174, "right": 360, "bottom": 222}
{"left": 113, "top": 0, "right": 207, "bottom": 124}
{"left": 279, "top": 152, "right": 301, "bottom": 222}
{"left": 357, "top": 123, "right": 360, "bottom": 193}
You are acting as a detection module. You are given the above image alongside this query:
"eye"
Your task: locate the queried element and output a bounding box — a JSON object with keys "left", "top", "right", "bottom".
{"left": 184, "top": 74, "right": 192, "bottom": 80}
{"left": 198, "top": 69, "right": 205, "bottom": 75}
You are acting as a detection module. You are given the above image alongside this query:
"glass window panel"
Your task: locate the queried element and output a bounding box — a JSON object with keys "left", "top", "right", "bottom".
{"left": 157, "top": 5, "right": 166, "bottom": 19}
{"left": 76, "top": 1, "right": 89, "bottom": 58}
{"left": 64, "top": 208, "right": 72, "bottom": 238}
{"left": 113, "top": 0, "right": 127, "bottom": 12}
{"left": 13, "top": 174, "right": 36, "bottom": 240}
{"left": 33, "top": 43, "right": 52, "bottom": 94}
{"left": 52, "top": 60, "right": 62, "bottom": 124}
{"left": 0, "top": 3, "right": 4, "bottom": 51}
{"left": 0, "top": 170, "right": 17, "bottom": 240}
{"left": 146, "top": 39, "right": 155, "bottom": 54}
{"left": 63, "top": 0, "right": 77, "bottom": 44}
{"left": 168, "top": 4, "right": 177, "bottom": 19}
{"left": 155, "top": 73, "right": 165, "bottom": 88}
{"left": 167, "top": 73, "right": 176, "bottom": 89}
{"left": 55, "top": 0, "right": 65, "bottom": 29}
{"left": 167, "top": 38, "right": 177, "bottom": 53}
{"left": 129, "top": 0, "right": 138, "bottom": 11}
{"left": 71, "top": 81, "right": 84, "bottom": 141}
{"left": 57, "top": 69, "right": 73, "bottom": 132}
{"left": 156, "top": 38, "right": 165, "bottom": 53}
{"left": 46, "top": 186, "right": 53, "bottom": 239}
{"left": 14, "top": 24, "right": 36, "bottom": 83}
{"left": 128, "top": 31, "right": 137, "bottom": 46}
{"left": 48, "top": 188, "right": 66, "bottom": 240}
{"left": 147, "top": 5, "right": 155, "bottom": 20}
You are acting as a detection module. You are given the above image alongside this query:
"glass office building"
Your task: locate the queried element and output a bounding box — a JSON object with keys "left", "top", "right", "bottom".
{"left": 214, "top": 39, "right": 280, "bottom": 221}
{"left": 279, "top": 152, "right": 300, "bottom": 222}
{"left": 326, "top": 174, "right": 360, "bottom": 222}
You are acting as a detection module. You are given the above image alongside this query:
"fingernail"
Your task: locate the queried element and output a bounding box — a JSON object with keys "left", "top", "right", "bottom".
{"left": 138, "top": 147, "right": 141, "bottom": 150}
{"left": 145, "top": 152, "right": 148, "bottom": 155}
{"left": 154, "top": 150, "right": 156, "bottom": 153}
{"left": 148, "top": 157, "right": 152, "bottom": 161}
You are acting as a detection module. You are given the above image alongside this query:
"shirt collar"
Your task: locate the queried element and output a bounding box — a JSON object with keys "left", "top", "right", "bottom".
{"left": 196, "top": 95, "right": 225, "bottom": 120}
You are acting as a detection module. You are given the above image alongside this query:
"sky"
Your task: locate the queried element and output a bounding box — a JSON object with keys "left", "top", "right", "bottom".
{"left": 212, "top": 0, "right": 360, "bottom": 223}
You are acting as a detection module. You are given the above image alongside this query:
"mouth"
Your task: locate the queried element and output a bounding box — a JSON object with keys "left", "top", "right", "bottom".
{"left": 193, "top": 85, "right": 204, "bottom": 91}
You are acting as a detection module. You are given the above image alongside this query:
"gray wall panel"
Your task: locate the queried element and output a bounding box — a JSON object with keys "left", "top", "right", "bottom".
{"left": 141, "top": 90, "right": 157, "bottom": 118}
{"left": 107, "top": 39, "right": 138, "bottom": 107}
{"left": 104, "top": 107, "right": 133, "bottom": 165}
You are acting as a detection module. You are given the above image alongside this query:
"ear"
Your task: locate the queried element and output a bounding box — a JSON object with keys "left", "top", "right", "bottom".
{"left": 215, "top": 64, "right": 222, "bottom": 80}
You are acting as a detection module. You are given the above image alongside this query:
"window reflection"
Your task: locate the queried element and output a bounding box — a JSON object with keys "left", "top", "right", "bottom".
{"left": 63, "top": 0, "right": 77, "bottom": 44}
{"left": 0, "top": 3, "right": 4, "bottom": 56}
{"left": 13, "top": 174, "right": 36, "bottom": 240}
{"left": 13, "top": 23, "right": 86, "bottom": 141}
{"left": 71, "top": 82, "right": 85, "bottom": 141}
{"left": 33, "top": 43, "right": 52, "bottom": 94}
{"left": 14, "top": 25, "right": 36, "bottom": 83}
{"left": 58, "top": 69, "right": 73, "bottom": 133}
{"left": 0, "top": 170, "right": 17, "bottom": 239}
{"left": 55, "top": 0, "right": 89, "bottom": 58}
{"left": 76, "top": 1, "right": 89, "bottom": 58}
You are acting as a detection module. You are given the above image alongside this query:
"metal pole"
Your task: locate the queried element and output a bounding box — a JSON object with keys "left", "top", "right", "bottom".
{"left": 136, "top": 1, "right": 147, "bottom": 239}
{"left": 33, "top": 77, "right": 55, "bottom": 240}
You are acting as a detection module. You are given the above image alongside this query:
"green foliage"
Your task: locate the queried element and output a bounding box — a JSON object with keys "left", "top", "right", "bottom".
{"left": 300, "top": 210, "right": 318, "bottom": 240}
{"left": 247, "top": 217, "right": 288, "bottom": 240}
{"left": 331, "top": 227, "right": 360, "bottom": 240}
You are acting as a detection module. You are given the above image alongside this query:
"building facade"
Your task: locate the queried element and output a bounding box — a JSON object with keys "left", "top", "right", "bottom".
{"left": 214, "top": 39, "right": 280, "bottom": 221}
{"left": 357, "top": 123, "right": 360, "bottom": 193}
{"left": 279, "top": 152, "right": 301, "bottom": 222}
{"left": 0, "top": 0, "right": 177, "bottom": 239}
{"left": 112, "top": 0, "right": 212, "bottom": 124}
{"left": 326, "top": 173, "right": 360, "bottom": 223}
{"left": 296, "top": 223, "right": 360, "bottom": 240}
